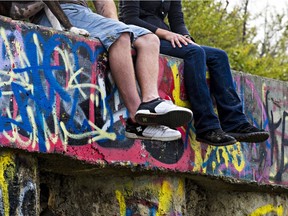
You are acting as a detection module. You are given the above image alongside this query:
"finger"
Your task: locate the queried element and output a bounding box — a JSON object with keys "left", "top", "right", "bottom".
{"left": 184, "top": 37, "right": 193, "bottom": 44}
{"left": 171, "top": 40, "right": 176, "bottom": 48}
{"left": 182, "top": 35, "right": 193, "bottom": 44}
{"left": 179, "top": 35, "right": 191, "bottom": 44}
{"left": 179, "top": 37, "right": 188, "bottom": 45}
{"left": 175, "top": 38, "right": 182, "bottom": 48}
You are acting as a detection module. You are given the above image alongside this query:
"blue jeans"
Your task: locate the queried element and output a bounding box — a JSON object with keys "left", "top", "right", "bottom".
{"left": 160, "top": 40, "right": 248, "bottom": 134}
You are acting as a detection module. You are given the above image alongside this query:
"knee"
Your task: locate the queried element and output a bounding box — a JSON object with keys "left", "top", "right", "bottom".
{"left": 186, "top": 45, "right": 205, "bottom": 59}
{"left": 145, "top": 33, "right": 160, "bottom": 47}
{"left": 135, "top": 33, "right": 160, "bottom": 51}
{"left": 115, "top": 32, "right": 132, "bottom": 47}
{"left": 215, "top": 49, "right": 229, "bottom": 61}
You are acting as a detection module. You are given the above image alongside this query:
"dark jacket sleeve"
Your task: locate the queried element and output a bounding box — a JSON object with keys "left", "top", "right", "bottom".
{"left": 120, "top": 0, "right": 158, "bottom": 33}
{"left": 168, "top": 0, "right": 190, "bottom": 36}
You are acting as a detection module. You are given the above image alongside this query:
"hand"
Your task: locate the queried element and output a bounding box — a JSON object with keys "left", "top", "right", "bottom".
{"left": 165, "top": 32, "right": 194, "bottom": 48}
{"left": 155, "top": 29, "right": 194, "bottom": 48}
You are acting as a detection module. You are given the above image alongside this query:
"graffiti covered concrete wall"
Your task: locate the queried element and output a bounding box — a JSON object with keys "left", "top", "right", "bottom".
{"left": 0, "top": 16, "right": 287, "bottom": 188}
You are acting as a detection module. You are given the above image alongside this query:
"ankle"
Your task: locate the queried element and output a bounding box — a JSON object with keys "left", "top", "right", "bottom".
{"left": 141, "top": 97, "right": 160, "bottom": 103}
{"left": 127, "top": 117, "right": 137, "bottom": 124}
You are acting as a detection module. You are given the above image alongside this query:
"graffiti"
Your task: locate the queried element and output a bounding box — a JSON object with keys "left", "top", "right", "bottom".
{"left": 0, "top": 151, "right": 37, "bottom": 216}
{"left": 115, "top": 178, "right": 184, "bottom": 216}
{"left": 266, "top": 89, "right": 288, "bottom": 183}
{"left": 0, "top": 152, "right": 15, "bottom": 216}
{"left": 191, "top": 142, "right": 246, "bottom": 174}
{"left": 0, "top": 180, "right": 37, "bottom": 216}
{"left": 249, "top": 204, "right": 284, "bottom": 216}
{"left": 0, "top": 19, "right": 188, "bottom": 165}
{"left": 186, "top": 75, "right": 288, "bottom": 185}
{"left": 0, "top": 25, "right": 119, "bottom": 152}
{"left": 0, "top": 17, "right": 288, "bottom": 188}
{"left": 18, "top": 181, "right": 37, "bottom": 216}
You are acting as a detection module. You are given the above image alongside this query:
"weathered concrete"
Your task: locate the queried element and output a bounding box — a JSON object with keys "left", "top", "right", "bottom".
{"left": 0, "top": 149, "right": 39, "bottom": 216}
{"left": 40, "top": 173, "right": 186, "bottom": 215}
{"left": 37, "top": 170, "right": 288, "bottom": 215}
{"left": 0, "top": 14, "right": 288, "bottom": 216}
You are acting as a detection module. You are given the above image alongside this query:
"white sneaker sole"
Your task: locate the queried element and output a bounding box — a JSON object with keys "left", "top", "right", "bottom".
{"left": 125, "top": 131, "right": 181, "bottom": 141}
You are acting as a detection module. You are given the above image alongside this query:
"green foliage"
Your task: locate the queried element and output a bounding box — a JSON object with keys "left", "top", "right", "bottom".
{"left": 87, "top": 1, "right": 95, "bottom": 12}
{"left": 182, "top": 0, "right": 288, "bottom": 81}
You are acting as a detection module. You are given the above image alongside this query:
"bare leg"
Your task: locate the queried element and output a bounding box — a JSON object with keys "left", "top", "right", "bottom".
{"left": 108, "top": 33, "right": 141, "bottom": 121}
{"left": 133, "top": 34, "right": 160, "bottom": 102}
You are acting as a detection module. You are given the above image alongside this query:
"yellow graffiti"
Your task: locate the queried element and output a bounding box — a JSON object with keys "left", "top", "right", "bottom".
{"left": 249, "top": 204, "right": 283, "bottom": 216}
{"left": 113, "top": 178, "right": 184, "bottom": 215}
{"left": 0, "top": 152, "right": 16, "bottom": 216}
{"left": 192, "top": 141, "right": 245, "bottom": 174}
{"left": 176, "top": 179, "right": 184, "bottom": 198}
{"left": 115, "top": 190, "right": 126, "bottom": 216}
{"left": 157, "top": 180, "right": 173, "bottom": 216}
{"left": 170, "top": 63, "right": 190, "bottom": 108}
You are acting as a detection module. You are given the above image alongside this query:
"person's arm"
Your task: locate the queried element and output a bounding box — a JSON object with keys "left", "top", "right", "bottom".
{"left": 168, "top": 0, "right": 190, "bottom": 36}
{"left": 93, "top": 0, "right": 118, "bottom": 20}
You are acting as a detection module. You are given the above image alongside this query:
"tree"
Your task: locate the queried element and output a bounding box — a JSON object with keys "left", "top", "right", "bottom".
{"left": 182, "top": 0, "right": 288, "bottom": 81}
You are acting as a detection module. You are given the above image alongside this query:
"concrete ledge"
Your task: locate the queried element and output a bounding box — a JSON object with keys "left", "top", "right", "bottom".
{"left": 0, "top": 15, "right": 288, "bottom": 190}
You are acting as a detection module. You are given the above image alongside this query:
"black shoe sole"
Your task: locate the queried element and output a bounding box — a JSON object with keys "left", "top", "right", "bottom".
{"left": 135, "top": 110, "right": 192, "bottom": 128}
{"left": 227, "top": 132, "right": 269, "bottom": 143}
{"left": 196, "top": 137, "right": 237, "bottom": 146}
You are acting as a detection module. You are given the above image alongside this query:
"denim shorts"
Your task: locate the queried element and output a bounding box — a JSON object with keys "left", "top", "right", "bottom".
{"left": 37, "top": 4, "right": 151, "bottom": 50}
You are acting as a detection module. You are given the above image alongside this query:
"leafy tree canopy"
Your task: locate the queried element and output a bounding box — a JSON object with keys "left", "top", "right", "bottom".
{"left": 182, "top": 0, "right": 288, "bottom": 81}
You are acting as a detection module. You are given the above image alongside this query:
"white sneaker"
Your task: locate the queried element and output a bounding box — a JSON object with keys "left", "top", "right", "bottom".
{"left": 135, "top": 98, "right": 193, "bottom": 128}
{"left": 125, "top": 118, "right": 181, "bottom": 141}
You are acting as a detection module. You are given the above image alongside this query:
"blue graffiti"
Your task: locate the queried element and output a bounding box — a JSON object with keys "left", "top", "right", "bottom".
{"left": 0, "top": 31, "right": 107, "bottom": 152}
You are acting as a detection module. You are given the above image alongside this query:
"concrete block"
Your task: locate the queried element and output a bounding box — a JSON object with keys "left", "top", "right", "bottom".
{"left": 0, "top": 15, "right": 288, "bottom": 190}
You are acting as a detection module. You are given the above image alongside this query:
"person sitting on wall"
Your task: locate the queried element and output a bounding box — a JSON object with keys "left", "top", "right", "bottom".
{"left": 119, "top": 0, "right": 269, "bottom": 146}
{"left": 29, "top": 0, "right": 193, "bottom": 142}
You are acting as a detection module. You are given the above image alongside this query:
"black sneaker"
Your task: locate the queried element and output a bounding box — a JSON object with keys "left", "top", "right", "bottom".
{"left": 226, "top": 123, "right": 269, "bottom": 143}
{"left": 196, "top": 129, "right": 237, "bottom": 146}
{"left": 135, "top": 98, "right": 193, "bottom": 128}
{"left": 125, "top": 118, "right": 181, "bottom": 141}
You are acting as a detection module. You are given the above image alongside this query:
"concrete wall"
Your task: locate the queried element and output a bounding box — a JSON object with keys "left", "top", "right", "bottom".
{"left": 0, "top": 15, "right": 288, "bottom": 215}
{"left": 38, "top": 170, "right": 288, "bottom": 215}
{"left": 0, "top": 150, "right": 38, "bottom": 216}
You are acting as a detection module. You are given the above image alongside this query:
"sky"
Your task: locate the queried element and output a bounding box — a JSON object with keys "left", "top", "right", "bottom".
{"left": 226, "top": 0, "right": 288, "bottom": 14}
{"left": 225, "top": 0, "right": 288, "bottom": 41}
